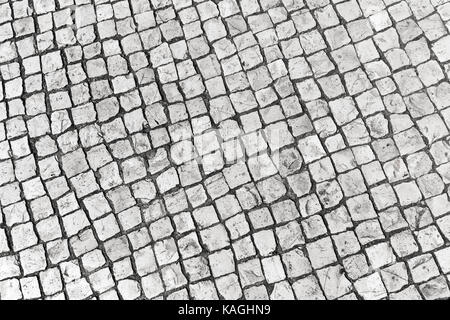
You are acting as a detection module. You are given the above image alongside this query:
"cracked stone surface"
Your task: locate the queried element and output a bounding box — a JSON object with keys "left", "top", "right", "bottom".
{"left": 0, "top": 0, "right": 450, "bottom": 301}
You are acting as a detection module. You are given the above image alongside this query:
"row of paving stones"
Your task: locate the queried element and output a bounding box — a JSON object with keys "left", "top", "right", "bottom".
{"left": 0, "top": 0, "right": 450, "bottom": 300}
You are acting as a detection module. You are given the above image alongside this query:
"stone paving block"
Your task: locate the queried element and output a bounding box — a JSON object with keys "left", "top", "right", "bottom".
{"left": 0, "top": 0, "right": 449, "bottom": 301}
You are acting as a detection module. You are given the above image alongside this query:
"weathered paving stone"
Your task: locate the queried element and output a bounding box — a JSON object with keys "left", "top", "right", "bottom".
{"left": 0, "top": 0, "right": 449, "bottom": 301}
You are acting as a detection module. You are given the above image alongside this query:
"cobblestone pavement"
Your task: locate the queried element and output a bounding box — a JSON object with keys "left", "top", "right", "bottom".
{"left": 0, "top": 0, "right": 450, "bottom": 301}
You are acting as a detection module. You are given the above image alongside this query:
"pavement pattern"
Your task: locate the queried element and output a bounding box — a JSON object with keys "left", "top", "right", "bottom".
{"left": 0, "top": 0, "right": 450, "bottom": 300}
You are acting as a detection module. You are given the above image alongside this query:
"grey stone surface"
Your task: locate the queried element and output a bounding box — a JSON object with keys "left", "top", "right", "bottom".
{"left": 0, "top": 0, "right": 449, "bottom": 301}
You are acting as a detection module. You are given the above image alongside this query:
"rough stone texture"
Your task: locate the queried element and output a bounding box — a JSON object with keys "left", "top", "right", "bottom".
{"left": 0, "top": 0, "right": 449, "bottom": 301}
